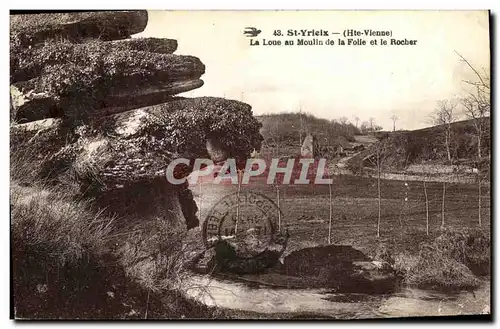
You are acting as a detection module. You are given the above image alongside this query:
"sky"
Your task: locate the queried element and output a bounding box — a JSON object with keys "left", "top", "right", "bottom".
{"left": 137, "top": 10, "right": 490, "bottom": 131}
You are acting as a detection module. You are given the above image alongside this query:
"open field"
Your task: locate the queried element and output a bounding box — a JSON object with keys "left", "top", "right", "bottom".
{"left": 191, "top": 174, "right": 490, "bottom": 257}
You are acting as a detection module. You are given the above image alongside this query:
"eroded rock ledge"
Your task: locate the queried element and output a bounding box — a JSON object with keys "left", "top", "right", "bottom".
{"left": 10, "top": 11, "right": 263, "bottom": 232}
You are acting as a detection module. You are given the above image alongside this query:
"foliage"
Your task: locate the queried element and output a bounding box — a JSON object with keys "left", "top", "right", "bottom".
{"left": 346, "top": 155, "right": 364, "bottom": 175}
{"left": 431, "top": 228, "right": 490, "bottom": 276}
{"left": 137, "top": 97, "right": 263, "bottom": 160}
{"left": 258, "top": 112, "right": 360, "bottom": 149}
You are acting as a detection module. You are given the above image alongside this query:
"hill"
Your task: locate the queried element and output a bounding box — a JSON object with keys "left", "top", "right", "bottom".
{"left": 257, "top": 112, "right": 360, "bottom": 157}
{"left": 385, "top": 117, "right": 489, "bottom": 164}
{"left": 346, "top": 117, "right": 491, "bottom": 175}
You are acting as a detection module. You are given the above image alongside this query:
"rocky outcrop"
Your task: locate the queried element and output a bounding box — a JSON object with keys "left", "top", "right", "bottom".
{"left": 10, "top": 11, "right": 148, "bottom": 46}
{"left": 29, "top": 97, "right": 261, "bottom": 190}
{"left": 192, "top": 233, "right": 289, "bottom": 275}
{"left": 281, "top": 245, "right": 399, "bottom": 293}
{"left": 10, "top": 11, "right": 263, "bottom": 232}
{"left": 300, "top": 133, "right": 320, "bottom": 158}
{"left": 11, "top": 46, "right": 205, "bottom": 122}
{"left": 11, "top": 38, "right": 180, "bottom": 83}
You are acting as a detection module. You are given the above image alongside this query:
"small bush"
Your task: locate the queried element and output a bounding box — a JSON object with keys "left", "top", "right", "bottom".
{"left": 393, "top": 228, "right": 489, "bottom": 291}
{"left": 398, "top": 245, "right": 480, "bottom": 291}
{"left": 432, "top": 228, "right": 490, "bottom": 276}
{"left": 346, "top": 156, "right": 364, "bottom": 175}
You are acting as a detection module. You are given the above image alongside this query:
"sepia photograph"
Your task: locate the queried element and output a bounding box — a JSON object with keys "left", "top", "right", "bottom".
{"left": 9, "top": 9, "right": 491, "bottom": 320}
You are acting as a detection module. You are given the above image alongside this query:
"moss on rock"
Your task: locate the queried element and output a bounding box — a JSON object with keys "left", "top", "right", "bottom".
{"left": 11, "top": 42, "right": 205, "bottom": 122}
{"left": 11, "top": 38, "right": 186, "bottom": 84}
{"left": 10, "top": 11, "right": 148, "bottom": 47}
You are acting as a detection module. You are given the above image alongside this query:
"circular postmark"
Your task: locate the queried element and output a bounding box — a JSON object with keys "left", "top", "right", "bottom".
{"left": 202, "top": 191, "right": 282, "bottom": 258}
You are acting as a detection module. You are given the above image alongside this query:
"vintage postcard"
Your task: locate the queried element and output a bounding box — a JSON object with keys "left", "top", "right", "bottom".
{"left": 10, "top": 10, "right": 491, "bottom": 320}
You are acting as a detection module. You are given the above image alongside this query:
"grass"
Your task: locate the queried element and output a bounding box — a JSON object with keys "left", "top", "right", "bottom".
{"left": 10, "top": 179, "right": 231, "bottom": 319}
{"left": 10, "top": 134, "right": 221, "bottom": 319}
{"left": 11, "top": 38, "right": 181, "bottom": 84}
{"left": 11, "top": 182, "right": 115, "bottom": 318}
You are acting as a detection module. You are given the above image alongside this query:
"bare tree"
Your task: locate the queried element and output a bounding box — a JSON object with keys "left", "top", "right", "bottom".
{"left": 431, "top": 100, "right": 457, "bottom": 163}
{"left": 339, "top": 116, "right": 349, "bottom": 125}
{"left": 430, "top": 100, "right": 457, "bottom": 226}
{"left": 328, "top": 169, "right": 333, "bottom": 244}
{"left": 354, "top": 116, "right": 360, "bottom": 128}
{"left": 456, "top": 51, "right": 490, "bottom": 227}
{"left": 276, "top": 185, "right": 281, "bottom": 231}
{"left": 299, "top": 103, "right": 304, "bottom": 147}
{"left": 457, "top": 51, "right": 490, "bottom": 160}
{"left": 234, "top": 169, "right": 243, "bottom": 236}
{"left": 369, "top": 117, "right": 375, "bottom": 131}
{"left": 390, "top": 114, "right": 398, "bottom": 132}
{"left": 266, "top": 120, "right": 282, "bottom": 157}
{"left": 375, "top": 144, "right": 385, "bottom": 238}
{"left": 360, "top": 121, "right": 370, "bottom": 134}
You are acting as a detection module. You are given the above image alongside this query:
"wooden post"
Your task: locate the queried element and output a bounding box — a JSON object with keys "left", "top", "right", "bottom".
{"left": 328, "top": 178, "right": 333, "bottom": 244}
{"left": 235, "top": 170, "right": 242, "bottom": 237}
{"left": 478, "top": 169, "right": 482, "bottom": 227}
{"left": 424, "top": 181, "right": 429, "bottom": 236}
{"left": 277, "top": 185, "right": 281, "bottom": 232}
{"left": 441, "top": 181, "right": 446, "bottom": 228}
{"left": 377, "top": 149, "right": 381, "bottom": 238}
{"left": 199, "top": 180, "right": 203, "bottom": 222}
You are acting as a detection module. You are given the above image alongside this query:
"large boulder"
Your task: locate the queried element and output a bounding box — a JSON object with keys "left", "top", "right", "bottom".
{"left": 10, "top": 12, "right": 205, "bottom": 123}
{"left": 282, "top": 245, "right": 399, "bottom": 293}
{"left": 33, "top": 97, "right": 262, "bottom": 190}
{"left": 11, "top": 38, "right": 179, "bottom": 83}
{"left": 192, "top": 232, "right": 288, "bottom": 275}
{"left": 300, "top": 133, "right": 320, "bottom": 158}
{"left": 10, "top": 11, "right": 148, "bottom": 47}
{"left": 11, "top": 49, "right": 205, "bottom": 122}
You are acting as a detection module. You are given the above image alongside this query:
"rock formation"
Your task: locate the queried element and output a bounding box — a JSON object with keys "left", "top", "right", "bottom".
{"left": 300, "top": 133, "right": 320, "bottom": 158}
{"left": 10, "top": 11, "right": 263, "bottom": 232}
{"left": 281, "top": 245, "right": 399, "bottom": 293}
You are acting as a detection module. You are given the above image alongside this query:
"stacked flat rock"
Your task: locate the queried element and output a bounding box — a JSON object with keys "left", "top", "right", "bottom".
{"left": 10, "top": 11, "right": 263, "bottom": 230}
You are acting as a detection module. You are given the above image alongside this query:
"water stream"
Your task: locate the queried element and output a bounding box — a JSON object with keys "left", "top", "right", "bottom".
{"left": 184, "top": 274, "right": 490, "bottom": 319}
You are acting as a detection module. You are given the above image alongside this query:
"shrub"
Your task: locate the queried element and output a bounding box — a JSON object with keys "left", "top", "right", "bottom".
{"left": 346, "top": 155, "right": 364, "bottom": 175}
{"left": 432, "top": 228, "right": 490, "bottom": 276}
{"left": 393, "top": 228, "right": 489, "bottom": 291}
{"left": 397, "top": 245, "right": 480, "bottom": 291}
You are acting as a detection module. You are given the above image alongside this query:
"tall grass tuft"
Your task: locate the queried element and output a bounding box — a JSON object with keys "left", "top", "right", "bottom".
{"left": 11, "top": 182, "right": 116, "bottom": 318}
{"left": 394, "top": 228, "right": 489, "bottom": 291}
